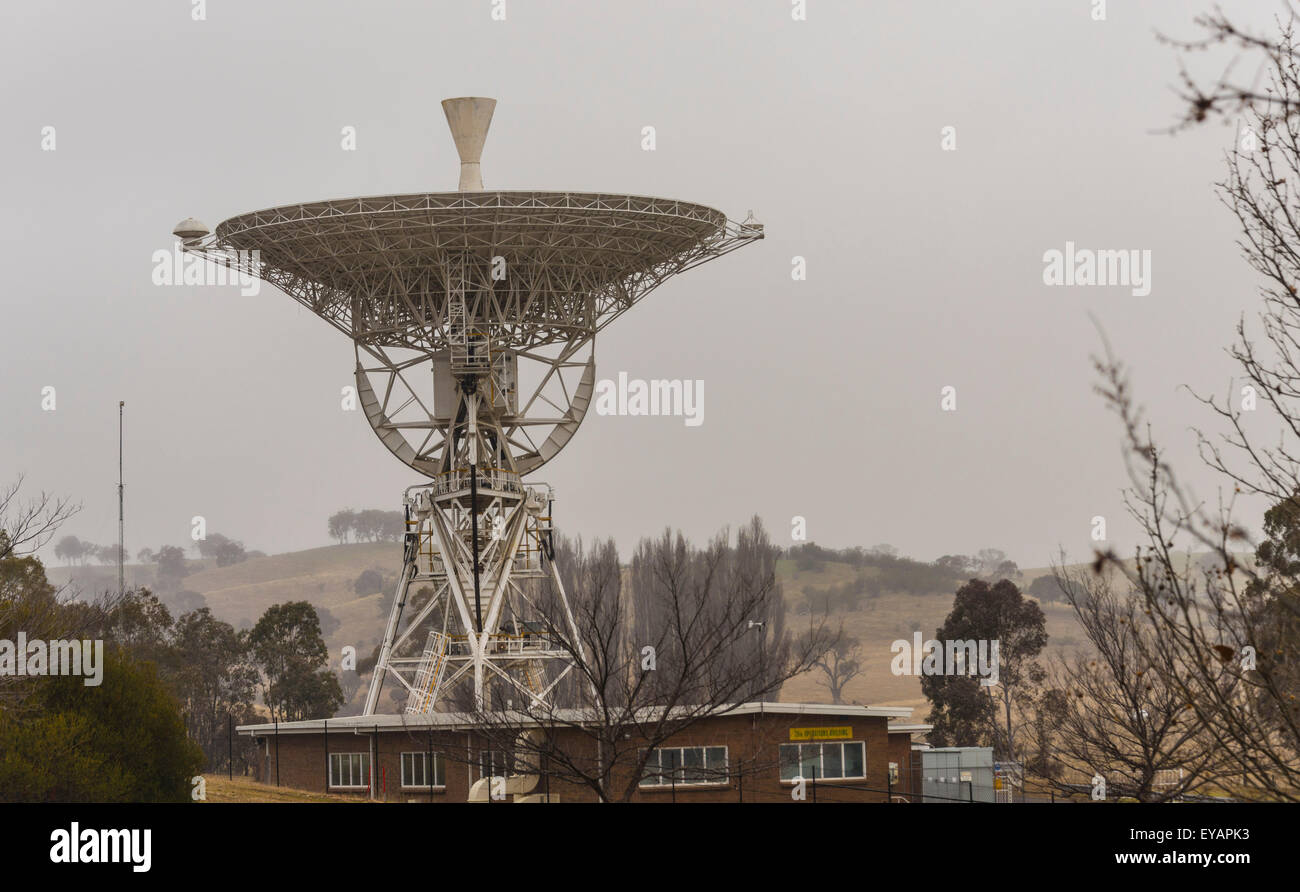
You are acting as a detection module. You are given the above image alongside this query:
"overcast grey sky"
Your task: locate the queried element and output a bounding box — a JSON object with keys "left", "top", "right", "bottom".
{"left": 0, "top": 0, "right": 1285, "bottom": 568}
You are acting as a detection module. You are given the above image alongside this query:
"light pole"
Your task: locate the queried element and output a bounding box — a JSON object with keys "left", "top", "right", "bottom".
{"left": 748, "top": 620, "right": 765, "bottom": 703}
{"left": 746, "top": 618, "right": 767, "bottom": 795}
{"left": 118, "top": 401, "right": 124, "bottom": 598}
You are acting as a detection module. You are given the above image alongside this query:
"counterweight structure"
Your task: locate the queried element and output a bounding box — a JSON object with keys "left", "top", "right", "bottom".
{"left": 174, "top": 98, "right": 762, "bottom": 715}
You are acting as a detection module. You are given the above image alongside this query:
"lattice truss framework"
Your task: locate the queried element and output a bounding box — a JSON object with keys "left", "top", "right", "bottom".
{"left": 194, "top": 191, "right": 759, "bottom": 352}
{"left": 374, "top": 478, "right": 580, "bottom": 716}
{"left": 183, "top": 191, "right": 760, "bottom": 477}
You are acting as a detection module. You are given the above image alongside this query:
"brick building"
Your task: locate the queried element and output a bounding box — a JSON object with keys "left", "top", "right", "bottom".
{"left": 239, "top": 703, "right": 930, "bottom": 803}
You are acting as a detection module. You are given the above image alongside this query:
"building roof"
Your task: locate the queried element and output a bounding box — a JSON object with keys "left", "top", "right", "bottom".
{"left": 886, "top": 723, "right": 934, "bottom": 734}
{"left": 237, "top": 701, "right": 915, "bottom": 737}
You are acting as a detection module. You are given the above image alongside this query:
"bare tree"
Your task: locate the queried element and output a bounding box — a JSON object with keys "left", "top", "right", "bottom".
{"left": 1095, "top": 351, "right": 1300, "bottom": 800}
{"left": 1161, "top": 11, "right": 1300, "bottom": 131}
{"left": 1040, "top": 563, "right": 1235, "bottom": 801}
{"left": 1075, "top": 9, "right": 1300, "bottom": 802}
{"left": 811, "top": 629, "right": 862, "bottom": 704}
{"left": 465, "top": 518, "right": 835, "bottom": 802}
{"left": 0, "top": 475, "right": 79, "bottom": 562}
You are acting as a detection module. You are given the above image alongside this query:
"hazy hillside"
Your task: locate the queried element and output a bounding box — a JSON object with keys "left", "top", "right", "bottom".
{"left": 774, "top": 559, "right": 1090, "bottom": 712}
{"left": 43, "top": 544, "right": 1123, "bottom": 720}
{"left": 45, "top": 542, "right": 400, "bottom": 662}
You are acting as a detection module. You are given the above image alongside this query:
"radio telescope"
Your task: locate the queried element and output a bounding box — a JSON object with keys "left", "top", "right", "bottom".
{"left": 174, "top": 98, "right": 762, "bottom": 715}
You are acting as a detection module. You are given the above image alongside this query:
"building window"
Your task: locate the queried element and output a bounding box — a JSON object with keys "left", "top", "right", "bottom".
{"left": 640, "top": 746, "right": 729, "bottom": 787}
{"left": 329, "top": 752, "right": 370, "bottom": 788}
{"left": 478, "top": 750, "right": 513, "bottom": 778}
{"left": 401, "top": 752, "right": 446, "bottom": 788}
{"left": 779, "top": 741, "right": 866, "bottom": 781}
{"left": 888, "top": 762, "right": 900, "bottom": 785}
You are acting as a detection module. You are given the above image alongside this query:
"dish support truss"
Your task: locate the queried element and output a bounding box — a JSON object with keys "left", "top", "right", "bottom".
{"left": 364, "top": 473, "right": 582, "bottom": 715}
{"left": 360, "top": 347, "right": 589, "bottom": 714}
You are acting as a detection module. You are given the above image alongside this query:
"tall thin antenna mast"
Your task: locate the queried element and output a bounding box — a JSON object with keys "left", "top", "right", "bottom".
{"left": 118, "top": 400, "right": 125, "bottom": 598}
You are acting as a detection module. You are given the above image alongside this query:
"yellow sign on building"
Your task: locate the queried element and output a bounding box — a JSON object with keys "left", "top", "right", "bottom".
{"left": 789, "top": 726, "right": 852, "bottom": 741}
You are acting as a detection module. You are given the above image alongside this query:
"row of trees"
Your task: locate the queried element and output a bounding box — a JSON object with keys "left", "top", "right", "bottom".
{"left": 328, "top": 508, "right": 404, "bottom": 544}
{"left": 55, "top": 533, "right": 259, "bottom": 569}
{"left": 2, "top": 478, "right": 344, "bottom": 799}
{"left": 53, "top": 536, "right": 123, "bottom": 566}
{"left": 107, "top": 590, "right": 344, "bottom": 766}
{"left": 190, "top": 533, "right": 258, "bottom": 567}
{"left": 0, "top": 499, "right": 205, "bottom": 800}
{"left": 52, "top": 537, "right": 258, "bottom": 620}
{"left": 788, "top": 543, "right": 1021, "bottom": 587}
{"left": 789, "top": 544, "right": 1026, "bottom": 620}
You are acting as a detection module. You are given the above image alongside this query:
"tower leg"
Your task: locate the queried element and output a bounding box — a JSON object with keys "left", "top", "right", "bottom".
{"left": 363, "top": 540, "right": 418, "bottom": 716}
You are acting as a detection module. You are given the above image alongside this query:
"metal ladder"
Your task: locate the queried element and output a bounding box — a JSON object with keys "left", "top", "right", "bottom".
{"left": 405, "top": 631, "right": 450, "bottom": 714}
{"left": 447, "top": 255, "right": 489, "bottom": 374}
{"left": 523, "top": 660, "right": 543, "bottom": 697}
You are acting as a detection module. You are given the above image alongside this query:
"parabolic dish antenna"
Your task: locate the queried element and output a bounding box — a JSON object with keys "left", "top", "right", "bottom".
{"left": 175, "top": 98, "right": 763, "bottom": 714}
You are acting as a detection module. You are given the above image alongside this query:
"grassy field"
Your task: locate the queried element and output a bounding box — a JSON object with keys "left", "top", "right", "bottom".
{"left": 47, "top": 545, "right": 1113, "bottom": 717}
{"left": 199, "top": 774, "right": 362, "bottom": 803}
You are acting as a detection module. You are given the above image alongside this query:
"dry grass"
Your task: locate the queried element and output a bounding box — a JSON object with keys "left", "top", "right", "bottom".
{"left": 199, "top": 774, "right": 364, "bottom": 803}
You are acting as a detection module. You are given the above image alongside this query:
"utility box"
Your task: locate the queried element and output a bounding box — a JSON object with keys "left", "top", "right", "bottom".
{"left": 920, "top": 747, "right": 996, "bottom": 803}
